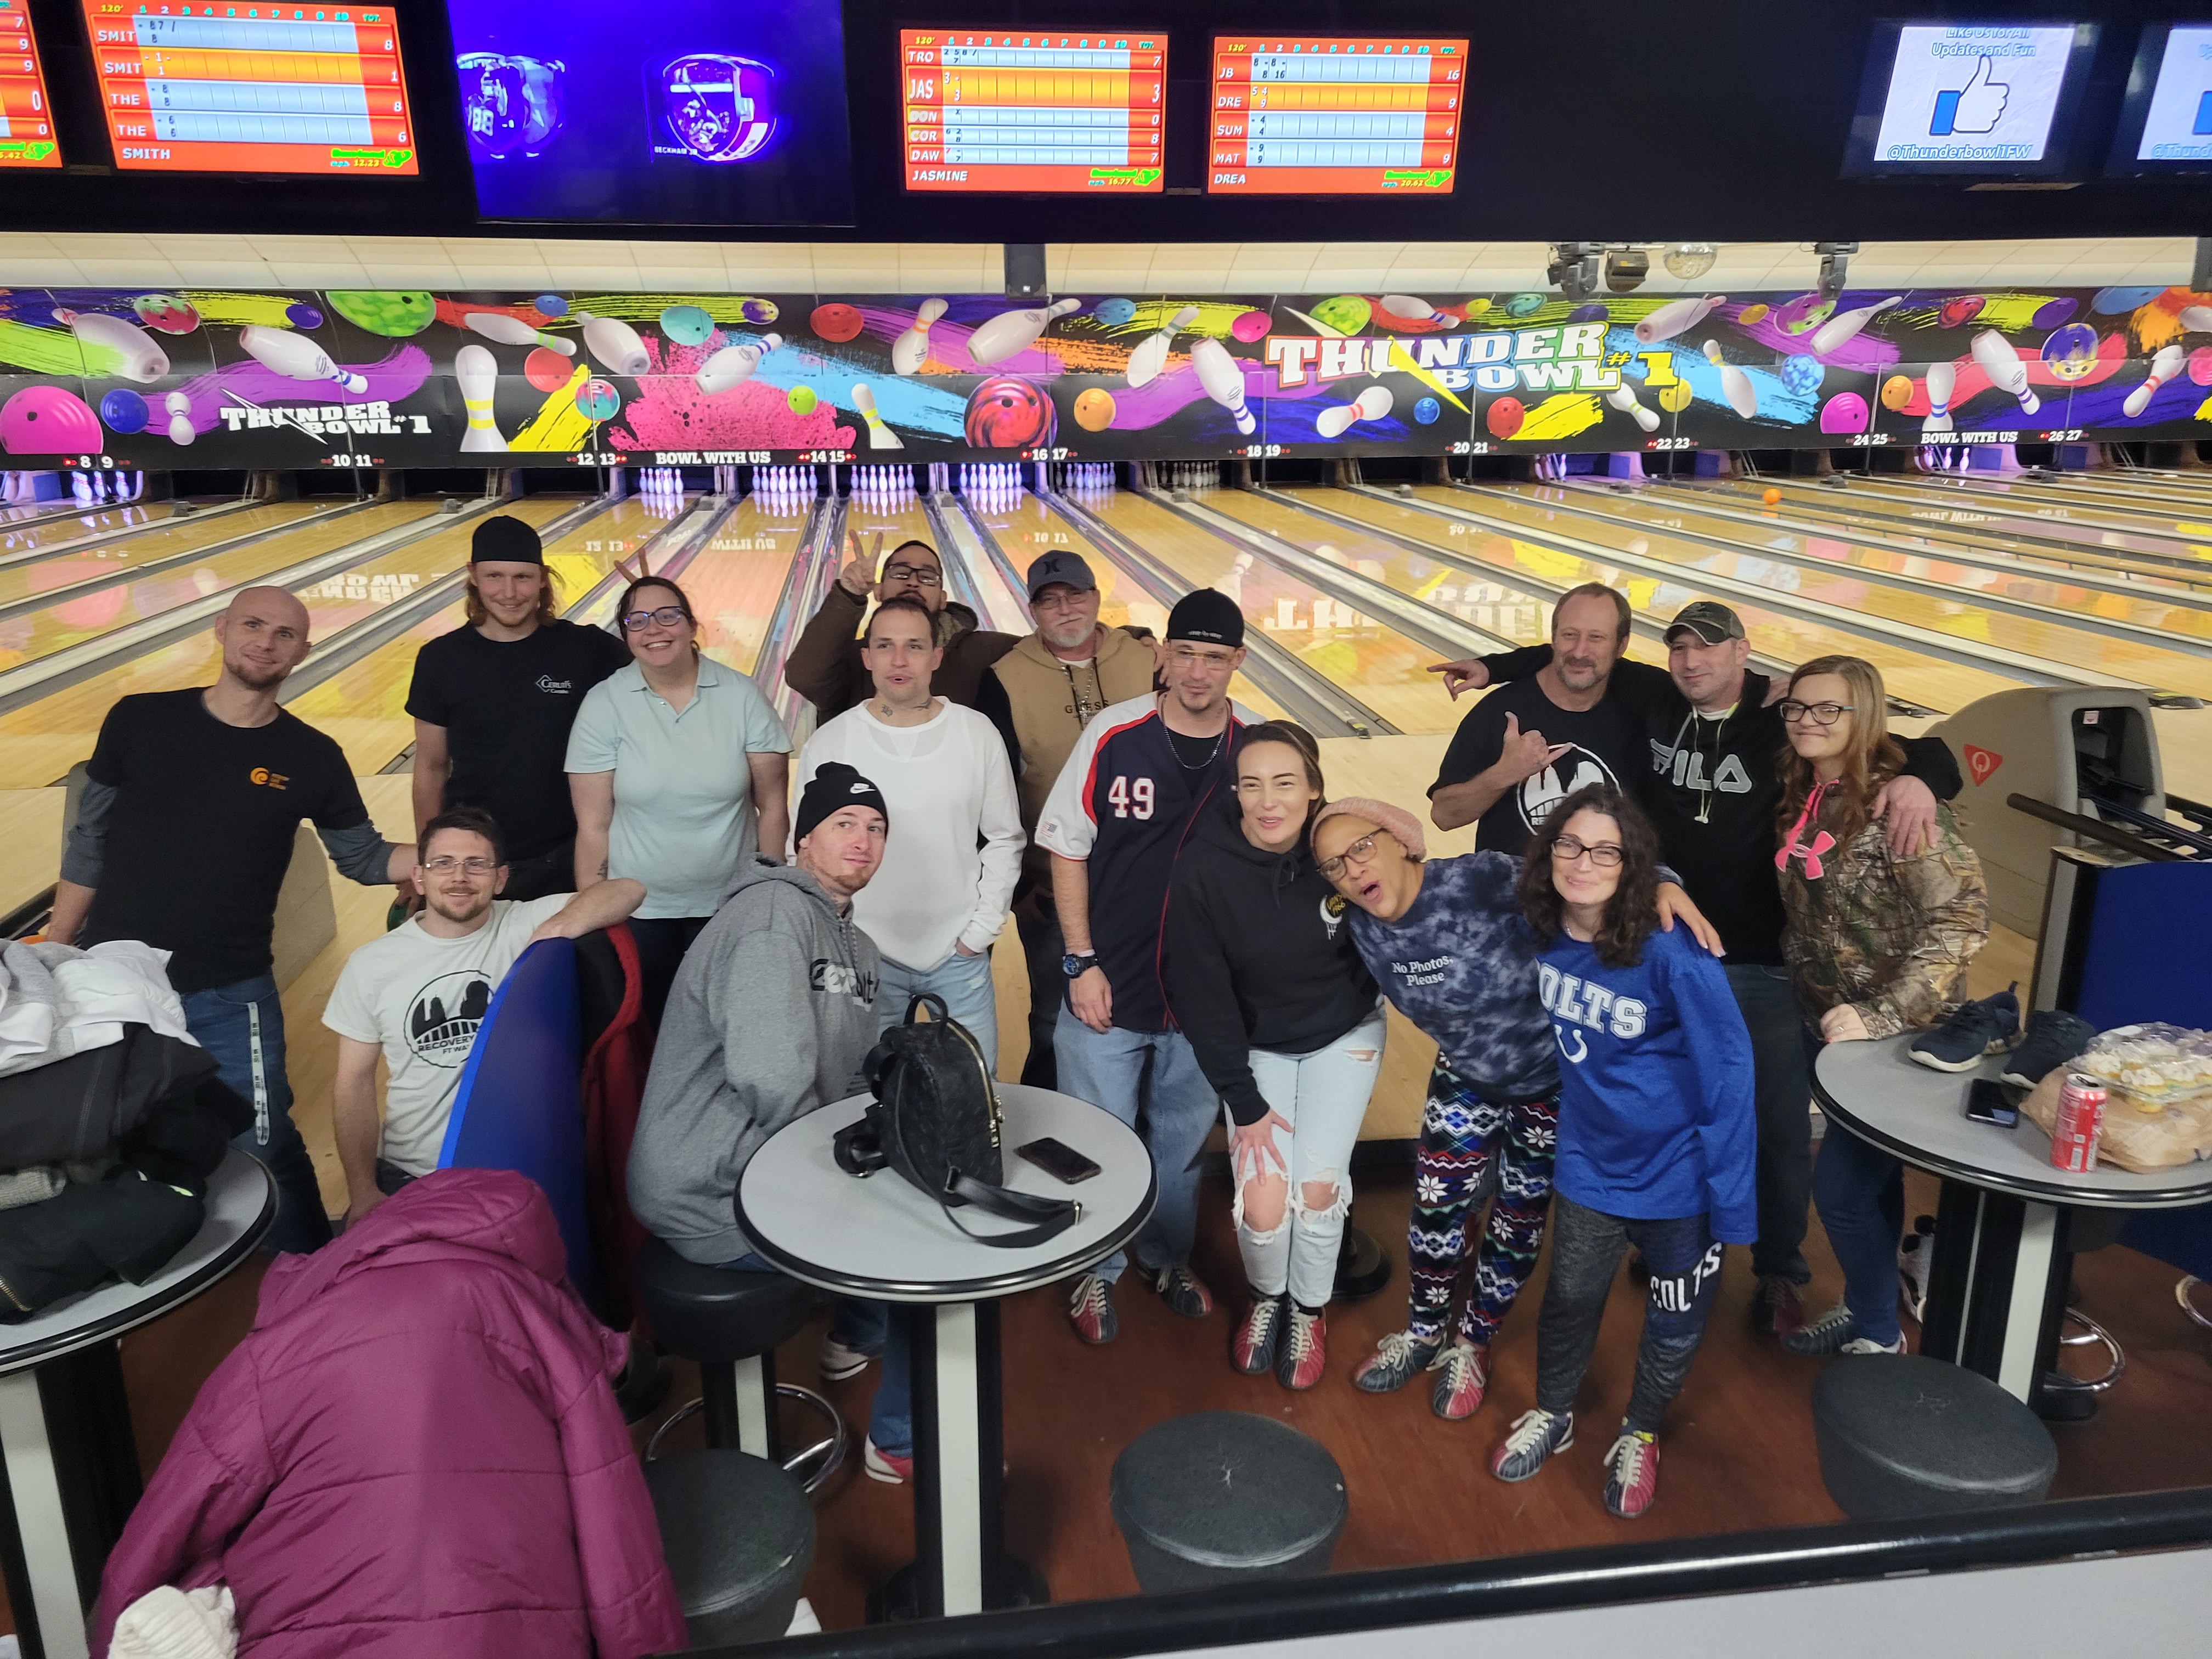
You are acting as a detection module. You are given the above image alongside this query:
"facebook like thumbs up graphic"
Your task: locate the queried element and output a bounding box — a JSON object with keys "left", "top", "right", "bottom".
{"left": 1931, "top": 55, "right": 2008, "bottom": 136}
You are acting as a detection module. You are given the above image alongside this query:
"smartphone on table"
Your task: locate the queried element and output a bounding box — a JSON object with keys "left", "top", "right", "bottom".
{"left": 1965, "top": 1077, "right": 2018, "bottom": 1127}
{"left": 1017, "top": 1136, "right": 1101, "bottom": 1184}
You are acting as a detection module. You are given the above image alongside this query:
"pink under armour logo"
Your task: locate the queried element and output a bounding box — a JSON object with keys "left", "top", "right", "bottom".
{"left": 1776, "top": 830, "right": 1837, "bottom": 879}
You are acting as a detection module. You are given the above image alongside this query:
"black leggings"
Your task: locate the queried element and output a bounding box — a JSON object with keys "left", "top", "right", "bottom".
{"left": 1535, "top": 1195, "right": 1723, "bottom": 1434}
{"left": 628, "top": 915, "right": 710, "bottom": 1031}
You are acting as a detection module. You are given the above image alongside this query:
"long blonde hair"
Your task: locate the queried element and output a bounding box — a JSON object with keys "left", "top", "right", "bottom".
{"left": 1775, "top": 655, "right": 1905, "bottom": 846}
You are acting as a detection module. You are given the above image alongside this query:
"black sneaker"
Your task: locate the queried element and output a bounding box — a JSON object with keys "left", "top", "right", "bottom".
{"left": 2000, "top": 1009, "right": 2097, "bottom": 1088}
{"left": 1910, "top": 984, "right": 2020, "bottom": 1072}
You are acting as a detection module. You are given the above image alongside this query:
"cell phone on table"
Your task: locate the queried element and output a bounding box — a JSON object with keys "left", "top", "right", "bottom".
{"left": 1017, "top": 1136, "right": 1101, "bottom": 1184}
{"left": 1965, "top": 1077, "right": 2018, "bottom": 1127}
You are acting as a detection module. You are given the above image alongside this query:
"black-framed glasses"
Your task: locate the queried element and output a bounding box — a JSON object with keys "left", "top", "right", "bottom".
{"left": 620, "top": 606, "right": 690, "bottom": 633}
{"left": 1778, "top": 700, "right": 1854, "bottom": 726}
{"left": 1550, "top": 836, "right": 1624, "bottom": 867}
{"left": 1319, "top": 833, "right": 1387, "bottom": 879}
{"left": 422, "top": 856, "right": 499, "bottom": 876}
{"left": 882, "top": 563, "right": 941, "bottom": 587}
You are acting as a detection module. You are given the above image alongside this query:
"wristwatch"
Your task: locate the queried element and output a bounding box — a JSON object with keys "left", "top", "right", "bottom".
{"left": 1062, "top": 951, "right": 1098, "bottom": 979}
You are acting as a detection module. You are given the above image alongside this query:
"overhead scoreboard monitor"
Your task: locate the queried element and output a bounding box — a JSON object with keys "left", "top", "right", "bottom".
{"left": 80, "top": 1, "right": 419, "bottom": 173}
{"left": 901, "top": 29, "right": 1164, "bottom": 192}
{"left": 0, "top": 0, "right": 61, "bottom": 167}
{"left": 1209, "top": 36, "right": 1466, "bottom": 194}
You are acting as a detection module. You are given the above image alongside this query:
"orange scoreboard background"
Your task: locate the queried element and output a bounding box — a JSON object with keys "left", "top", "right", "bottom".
{"left": 901, "top": 29, "right": 1165, "bottom": 193}
{"left": 1209, "top": 36, "right": 1467, "bottom": 194}
{"left": 0, "top": 0, "right": 61, "bottom": 167}
{"left": 81, "top": 0, "right": 418, "bottom": 174}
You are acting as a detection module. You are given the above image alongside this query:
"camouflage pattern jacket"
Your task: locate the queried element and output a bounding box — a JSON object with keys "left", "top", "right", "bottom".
{"left": 1775, "top": 782, "right": 1989, "bottom": 1039}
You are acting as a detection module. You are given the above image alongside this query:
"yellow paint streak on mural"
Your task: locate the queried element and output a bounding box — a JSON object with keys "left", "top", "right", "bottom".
{"left": 565, "top": 295, "right": 778, "bottom": 325}
{"left": 2134, "top": 302, "right": 2185, "bottom": 352}
{"left": 0, "top": 320, "right": 89, "bottom": 374}
{"left": 1385, "top": 340, "right": 1469, "bottom": 413}
{"left": 1120, "top": 300, "right": 1255, "bottom": 338}
{"left": 2196, "top": 393, "right": 2212, "bottom": 424}
{"left": 180, "top": 291, "right": 304, "bottom": 326}
{"left": 1515, "top": 392, "right": 1605, "bottom": 441}
{"left": 1971, "top": 295, "right": 2059, "bottom": 332}
{"left": 511, "top": 363, "right": 595, "bottom": 451}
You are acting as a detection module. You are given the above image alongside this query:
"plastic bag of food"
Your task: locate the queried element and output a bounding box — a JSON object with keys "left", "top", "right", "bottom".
{"left": 2075, "top": 1023, "right": 2212, "bottom": 1112}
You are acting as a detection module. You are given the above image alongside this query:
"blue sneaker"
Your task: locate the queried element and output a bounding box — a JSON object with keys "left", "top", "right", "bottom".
{"left": 2001, "top": 1008, "right": 2097, "bottom": 1088}
{"left": 1910, "top": 984, "right": 2019, "bottom": 1071}
{"left": 1489, "top": 1408, "right": 1575, "bottom": 1482}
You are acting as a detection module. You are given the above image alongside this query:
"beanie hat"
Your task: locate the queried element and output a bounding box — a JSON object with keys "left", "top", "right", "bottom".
{"left": 1166, "top": 588, "right": 1244, "bottom": 649}
{"left": 795, "top": 761, "right": 888, "bottom": 845}
{"left": 470, "top": 514, "right": 543, "bottom": 565}
{"left": 1313, "top": 796, "right": 1426, "bottom": 860}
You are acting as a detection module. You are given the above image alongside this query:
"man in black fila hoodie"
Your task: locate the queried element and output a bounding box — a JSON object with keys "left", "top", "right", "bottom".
{"left": 1440, "top": 601, "right": 1961, "bottom": 1335}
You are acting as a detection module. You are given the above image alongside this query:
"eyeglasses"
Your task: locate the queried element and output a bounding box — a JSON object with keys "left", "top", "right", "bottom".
{"left": 1778, "top": 700, "right": 1854, "bottom": 726}
{"left": 1318, "top": 833, "right": 1389, "bottom": 879}
{"left": 882, "top": 563, "right": 941, "bottom": 588}
{"left": 1167, "top": 646, "right": 1237, "bottom": 672}
{"left": 620, "top": 606, "right": 690, "bottom": 633}
{"left": 1550, "top": 836, "right": 1624, "bottom": 868}
{"left": 422, "top": 856, "right": 499, "bottom": 876}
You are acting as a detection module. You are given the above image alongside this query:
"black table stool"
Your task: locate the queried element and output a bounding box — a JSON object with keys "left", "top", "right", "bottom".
{"left": 634, "top": 1236, "right": 846, "bottom": 1490}
{"left": 1813, "top": 1355, "right": 2058, "bottom": 1520}
{"left": 1110, "top": 1412, "right": 1347, "bottom": 1592}
{"left": 646, "top": 1448, "right": 815, "bottom": 1646}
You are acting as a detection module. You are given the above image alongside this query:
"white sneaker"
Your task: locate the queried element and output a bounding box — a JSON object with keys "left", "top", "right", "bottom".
{"left": 820, "top": 1333, "right": 874, "bottom": 1382}
{"left": 1840, "top": 1334, "right": 1908, "bottom": 1356}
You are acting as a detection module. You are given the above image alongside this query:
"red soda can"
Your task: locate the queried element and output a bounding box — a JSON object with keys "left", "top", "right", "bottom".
{"left": 2050, "top": 1073, "right": 2107, "bottom": 1173}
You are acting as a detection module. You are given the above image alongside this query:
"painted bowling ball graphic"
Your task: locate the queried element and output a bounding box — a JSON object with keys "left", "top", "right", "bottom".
{"left": 329, "top": 290, "right": 437, "bottom": 337}
{"left": 659, "top": 304, "right": 715, "bottom": 346}
{"left": 2031, "top": 296, "right": 2078, "bottom": 330}
{"left": 964, "top": 376, "right": 1055, "bottom": 450}
{"left": 1779, "top": 354, "right": 1825, "bottom": 396}
{"left": 810, "top": 303, "right": 863, "bottom": 343}
{"left": 99, "top": 388, "right": 151, "bottom": 434}
{"left": 286, "top": 302, "right": 324, "bottom": 330}
{"left": 1095, "top": 297, "right": 1137, "bottom": 327}
{"left": 1229, "top": 308, "right": 1272, "bottom": 343}
{"left": 1310, "top": 295, "right": 1371, "bottom": 334}
{"left": 575, "top": 379, "right": 620, "bottom": 421}
{"left": 1485, "top": 396, "right": 1525, "bottom": 441}
{"left": 1072, "top": 387, "right": 1117, "bottom": 431}
{"left": 2044, "top": 323, "right": 2100, "bottom": 382}
{"left": 1938, "top": 295, "right": 1985, "bottom": 329}
{"left": 1, "top": 386, "right": 102, "bottom": 454}
{"left": 1414, "top": 396, "right": 1441, "bottom": 425}
{"left": 1880, "top": 374, "right": 1916, "bottom": 411}
{"left": 787, "top": 385, "right": 818, "bottom": 415}
{"left": 1502, "top": 292, "right": 1545, "bottom": 319}
{"left": 1736, "top": 303, "right": 1770, "bottom": 326}
{"left": 2193, "top": 347, "right": 2212, "bottom": 388}
{"left": 132, "top": 293, "right": 200, "bottom": 334}
{"left": 1818, "top": 392, "right": 1870, "bottom": 435}
{"left": 525, "top": 347, "right": 574, "bottom": 392}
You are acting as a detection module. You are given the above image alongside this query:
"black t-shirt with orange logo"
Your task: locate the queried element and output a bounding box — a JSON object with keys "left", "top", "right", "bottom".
{"left": 84, "top": 689, "right": 371, "bottom": 991}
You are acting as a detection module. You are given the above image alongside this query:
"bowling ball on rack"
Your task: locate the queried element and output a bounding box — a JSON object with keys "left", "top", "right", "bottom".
{"left": 2044, "top": 323, "right": 2100, "bottom": 382}
{"left": 525, "top": 348, "right": 574, "bottom": 392}
{"left": 574, "top": 379, "right": 621, "bottom": 421}
{"left": 1096, "top": 297, "right": 1138, "bottom": 327}
{"left": 1414, "top": 396, "right": 1441, "bottom": 424}
{"left": 132, "top": 293, "right": 200, "bottom": 334}
{"left": 1880, "top": 374, "right": 1916, "bottom": 411}
{"left": 99, "top": 388, "right": 151, "bottom": 435}
{"left": 1, "top": 385, "right": 101, "bottom": 454}
{"left": 1939, "top": 295, "right": 1985, "bottom": 329}
{"left": 787, "top": 385, "right": 819, "bottom": 415}
{"left": 1485, "top": 396, "right": 1525, "bottom": 441}
{"left": 965, "top": 375, "right": 1056, "bottom": 450}
{"left": 1311, "top": 295, "right": 1372, "bottom": 334}
{"left": 329, "top": 290, "right": 437, "bottom": 337}
{"left": 810, "top": 303, "right": 864, "bottom": 343}
{"left": 1073, "top": 387, "right": 1117, "bottom": 431}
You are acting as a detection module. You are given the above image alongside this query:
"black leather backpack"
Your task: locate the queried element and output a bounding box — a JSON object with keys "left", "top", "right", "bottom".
{"left": 833, "top": 994, "right": 1079, "bottom": 1248}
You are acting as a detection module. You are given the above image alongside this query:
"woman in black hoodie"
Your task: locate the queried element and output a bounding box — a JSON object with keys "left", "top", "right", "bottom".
{"left": 1164, "top": 721, "right": 1385, "bottom": 1390}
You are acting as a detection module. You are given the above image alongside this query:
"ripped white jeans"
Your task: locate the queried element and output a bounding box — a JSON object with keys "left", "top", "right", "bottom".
{"left": 1229, "top": 1011, "right": 1389, "bottom": 1307}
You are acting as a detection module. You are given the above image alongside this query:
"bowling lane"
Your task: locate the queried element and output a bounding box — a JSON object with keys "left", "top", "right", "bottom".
{"left": 1851, "top": 473, "right": 2212, "bottom": 557}
{"left": 681, "top": 496, "right": 818, "bottom": 678}
{"left": 0, "top": 499, "right": 181, "bottom": 560}
{"left": 0, "top": 497, "right": 577, "bottom": 791}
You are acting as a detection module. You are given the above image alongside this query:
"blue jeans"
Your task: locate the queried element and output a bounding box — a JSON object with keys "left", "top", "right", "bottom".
{"left": 720, "top": 1253, "right": 911, "bottom": 1458}
{"left": 878, "top": 947, "right": 1000, "bottom": 1076}
{"left": 1726, "top": 962, "right": 1814, "bottom": 1284}
{"left": 1237, "top": 1013, "right": 1387, "bottom": 1306}
{"left": 182, "top": 973, "right": 331, "bottom": 1256}
{"left": 1053, "top": 1007, "right": 1218, "bottom": 1284}
{"left": 1811, "top": 1116, "right": 1908, "bottom": 1346}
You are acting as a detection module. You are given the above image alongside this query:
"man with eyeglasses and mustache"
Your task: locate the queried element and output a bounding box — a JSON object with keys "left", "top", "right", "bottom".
{"left": 324, "top": 806, "right": 645, "bottom": 1226}
{"left": 785, "top": 531, "right": 1019, "bottom": 720}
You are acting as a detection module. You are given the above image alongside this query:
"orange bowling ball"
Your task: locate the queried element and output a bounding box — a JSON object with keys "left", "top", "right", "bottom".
{"left": 1880, "top": 374, "right": 1916, "bottom": 412}
{"left": 1072, "top": 387, "right": 1117, "bottom": 431}
{"left": 1762, "top": 488, "right": 1782, "bottom": 506}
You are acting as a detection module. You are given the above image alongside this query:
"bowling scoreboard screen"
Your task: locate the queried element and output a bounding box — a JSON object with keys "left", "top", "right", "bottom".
{"left": 1843, "top": 19, "right": 2098, "bottom": 176}
{"left": 2110, "top": 23, "right": 2212, "bottom": 170}
{"left": 899, "top": 30, "right": 1165, "bottom": 193}
{"left": 1207, "top": 36, "right": 1466, "bottom": 194}
{"left": 0, "top": 0, "right": 61, "bottom": 167}
{"left": 78, "top": 0, "right": 418, "bottom": 173}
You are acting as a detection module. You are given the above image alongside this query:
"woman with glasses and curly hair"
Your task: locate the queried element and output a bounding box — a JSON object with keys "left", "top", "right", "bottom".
{"left": 1487, "top": 784, "right": 1756, "bottom": 1521}
{"left": 1772, "top": 656, "right": 1987, "bottom": 1362}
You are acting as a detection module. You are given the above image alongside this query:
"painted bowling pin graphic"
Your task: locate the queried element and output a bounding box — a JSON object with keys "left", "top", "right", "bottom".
{"left": 1968, "top": 329, "right": 2040, "bottom": 416}
{"left": 239, "top": 325, "right": 368, "bottom": 394}
{"left": 892, "top": 298, "right": 947, "bottom": 375}
{"left": 1809, "top": 296, "right": 1901, "bottom": 359}
{"left": 1701, "top": 340, "right": 1758, "bottom": 418}
{"left": 1379, "top": 294, "right": 1458, "bottom": 328}
{"left": 1923, "top": 362, "right": 1956, "bottom": 434}
{"left": 1605, "top": 383, "right": 1661, "bottom": 432}
{"left": 851, "top": 383, "right": 904, "bottom": 450}
{"left": 455, "top": 343, "right": 507, "bottom": 453}
{"left": 460, "top": 311, "right": 575, "bottom": 354}
{"left": 576, "top": 311, "right": 651, "bottom": 376}
{"left": 1634, "top": 294, "right": 1722, "bottom": 346}
{"left": 164, "top": 390, "right": 195, "bottom": 446}
{"left": 2125, "top": 342, "right": 2186, "bottom": 418}
{"left": 695, "top": 333, "right": 783, "bottom": 394}
{"left": 54, "top": 309, "right": 168, "bottom": 383}
{"left": 1190, "top": 337, "right": 1256, "bottom": 435}
{"left": 1316, "top": 385, "right": 1393, "bottom": 438}
{"left": 967, "top": 296, "right": 1081, "bottom": 367}
{"left": 1127, "top": 306, "right": 1200, "bottom": 389}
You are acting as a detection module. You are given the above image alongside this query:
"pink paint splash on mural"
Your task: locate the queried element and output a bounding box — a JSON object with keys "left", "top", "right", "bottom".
{"left": 168, "top": 343, "right": 434, "bottom": 436}
{"left": 607, "top": 337, "right": 855, "bottom": 452}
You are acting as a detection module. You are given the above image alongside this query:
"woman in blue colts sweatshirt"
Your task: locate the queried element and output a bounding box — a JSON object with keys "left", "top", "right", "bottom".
{"left": 1489, "top": 784, "right": 1756, "bottom": 1521}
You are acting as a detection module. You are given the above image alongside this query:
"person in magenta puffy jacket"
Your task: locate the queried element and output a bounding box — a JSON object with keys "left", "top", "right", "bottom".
{"left": 95, "top": 1168, "right": 686, "bottom": 1659}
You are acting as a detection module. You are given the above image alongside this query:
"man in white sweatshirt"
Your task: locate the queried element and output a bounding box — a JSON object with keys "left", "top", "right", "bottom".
{"left": 794, "top": 593, "right": 1024, "bottom": 1071}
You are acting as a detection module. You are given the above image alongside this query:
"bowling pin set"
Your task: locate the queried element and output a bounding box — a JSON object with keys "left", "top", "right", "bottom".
{"left": 848, "top": 465, "right": 915, "bottom": 503}
{"left": 636, "top": 467, "right": 690, "bottom": 516}
{"left": 749, "top": 466, "right": 821, "bottom": 512}
{"left": 1157, "top": 462, "right": 1220, "bottom": 492}
{"left": 958, "top": 464, "right": 1028, "bottom": 504}
{"left": 1045, "top": 463, "right": 1118, "bottom": 496}
{"left": 2, "top": 468, "right": 143, "bottom": 504}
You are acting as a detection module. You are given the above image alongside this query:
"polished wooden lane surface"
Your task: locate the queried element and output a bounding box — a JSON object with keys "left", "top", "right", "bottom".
{"left": 0, "top": 786, "right": 65, "bottom": 918}
{"left": 690, "top": 496, "right": 826, "bottom": 676}
{"left": 0, "top": 498, "right": 179, "bottom": 562}
{"left": 1854, "top": 472, "right": 2212, "bottom": 551}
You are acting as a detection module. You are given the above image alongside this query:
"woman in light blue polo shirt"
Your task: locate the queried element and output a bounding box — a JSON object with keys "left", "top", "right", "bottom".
{"left": 567, "top": 574, "right": 791, "bottom": 1016}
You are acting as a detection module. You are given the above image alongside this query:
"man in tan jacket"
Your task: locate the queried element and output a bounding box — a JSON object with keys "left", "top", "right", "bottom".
{"left": 783, "top": 531, "right": 1018, "bottom": 719}
{"left": 979, "top": 550, "right": 1158, "bottom": 1086}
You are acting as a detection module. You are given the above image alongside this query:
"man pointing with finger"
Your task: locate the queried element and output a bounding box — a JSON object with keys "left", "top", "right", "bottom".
{"left": 784, "top": 531, "right": 1019, "bottom": 720}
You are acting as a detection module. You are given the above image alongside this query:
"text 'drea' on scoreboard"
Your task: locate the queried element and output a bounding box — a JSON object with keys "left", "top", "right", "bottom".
{"left": 0, "top": 0, "right": 61, "bottom": 167}
{"left": 1210, "top": 35, "right": 1466, "bottom": 194}
{"left": 901, "top": 29, "right": 1164, "bottom": 193}
{"left": 80, "top": 0, "right": 419, "bottom": 173}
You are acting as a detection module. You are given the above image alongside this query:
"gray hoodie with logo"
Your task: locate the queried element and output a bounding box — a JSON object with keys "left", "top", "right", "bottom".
{"left": 628, "top": 860, "right": 882, "bottom": 1265}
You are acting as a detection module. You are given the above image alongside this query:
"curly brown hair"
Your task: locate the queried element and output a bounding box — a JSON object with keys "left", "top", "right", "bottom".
{"left": 1519, "top": 784, "right": 1663, "bottom": 968}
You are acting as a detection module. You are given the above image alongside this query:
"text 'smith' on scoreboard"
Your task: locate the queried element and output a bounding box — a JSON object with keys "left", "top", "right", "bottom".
{"left": 0, "top": 0, "right": 60, "bottom": 166}
{"left": 1209, "top": 36, "right": 1466, "bottom": 194}
{"left": 81, "top": 0, "right": 418, "bottom": 173}
{"left": 901, "top": 29, "right": 1164, "bottom": 193}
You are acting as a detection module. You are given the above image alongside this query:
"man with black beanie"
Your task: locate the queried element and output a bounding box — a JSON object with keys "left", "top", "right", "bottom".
{"left": 405, "top": 513, "right": 630, "bottom": 898}
{"left": 1035, "top": 588, "right": 1258, "bottom": 1344}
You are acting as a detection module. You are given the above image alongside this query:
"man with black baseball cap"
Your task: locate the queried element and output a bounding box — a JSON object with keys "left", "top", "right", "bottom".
{"left": 1035, "top": 589, "right": 1257, "bottom": 1343}
{"left": 1430, "top": 595, "right": 1961, "bottom": 1335}
{"left": 977, "top": 549, "right": 1159, "bottom": 1087}
{"left": 406, "top": 513, "right": 630, "bottom": 899}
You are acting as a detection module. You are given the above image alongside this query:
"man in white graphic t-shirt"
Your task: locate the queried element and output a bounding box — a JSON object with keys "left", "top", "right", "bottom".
{"left": 324, "top": 805, "right": 644, "bottom": 1225}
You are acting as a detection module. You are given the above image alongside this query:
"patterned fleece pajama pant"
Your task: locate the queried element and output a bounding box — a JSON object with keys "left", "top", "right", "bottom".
{"left": 1404, "top": 1060, "right": 1559, "bottom": 1350}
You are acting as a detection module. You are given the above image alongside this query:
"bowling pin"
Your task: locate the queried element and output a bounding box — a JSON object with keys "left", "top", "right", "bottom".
{"left": 851, "top": 384, "right": 903, "bottom": 450}
{"left": 1922, "top": 362, "right": 1955, "bottom": 434}
{"left": 71, "top": 470, "right": 92, "bottom": 505}
{"left": 239, "top": 325, "right": 368, "bottom": 394}
{"left": 1379, "top": 294, "right": 1459, "bottom": 329}
{"left": 1634, "top": 295, "right": 1722, "bottom": 346}
{"left": 967, "top": 297, "right": 1081, "bottom": 368}
{"left": 54, "top": 309, "right": 168, "bottom": 383}
{"left": 1969, "top": 329, "right": 2040, "bottom": 416}
{"left": 456, "top": 343, "right": 507, "bottom": 453}
{"left": 1809, "top": 296, "right": 1901, "bottom": 359}
{"left": 165, "top": 390, "right": 195, "bottom": 446}
{"left": 576, "top": 311, "right": 651, "bottom": 377}
{"left": 2124, "top": 343, "right": 2186, "bottom": 419}
{"left": 1127, "top": 306, "right": 1201, "bottom": 389}
{"left": 696, "top": 334, "right": 783, "bottom": 394}
{"left": 1190, "top": 338, "right": 1256, "bottom": 435}
{"left": 1701, "top": 340, "right": 1758, "bottom": 418}
{"left": 2180, "top": 305, "right": 2212, "bottom": 334}
{"left": 893, "top": 298, "right": 948, "bottom": 375}
{"left": 1605, "top": 383, "right": 1661, "bottom": 432}
{"left": 461, "top": 311, "right": 576, "bottom": 354}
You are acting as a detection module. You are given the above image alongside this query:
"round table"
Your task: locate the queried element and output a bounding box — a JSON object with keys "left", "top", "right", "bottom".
{"left": 737, "top": 1085, "right": 1154, "bottom": 1622}
{"left": 1814, "top": 1036, "right": 2212, "bottom": 1414}
{"left": 0, "top": 1150, "right": 275, "bottom": 1659}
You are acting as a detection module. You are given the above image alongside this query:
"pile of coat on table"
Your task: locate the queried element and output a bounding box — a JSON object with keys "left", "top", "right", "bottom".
{"left": 0, "top": 939, "right": 249, "bottom": 1318}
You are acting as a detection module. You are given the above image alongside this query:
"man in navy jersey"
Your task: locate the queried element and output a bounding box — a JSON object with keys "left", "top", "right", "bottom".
{"left": 1037, "top": 589, "right": 1256, "bottom": 1344}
